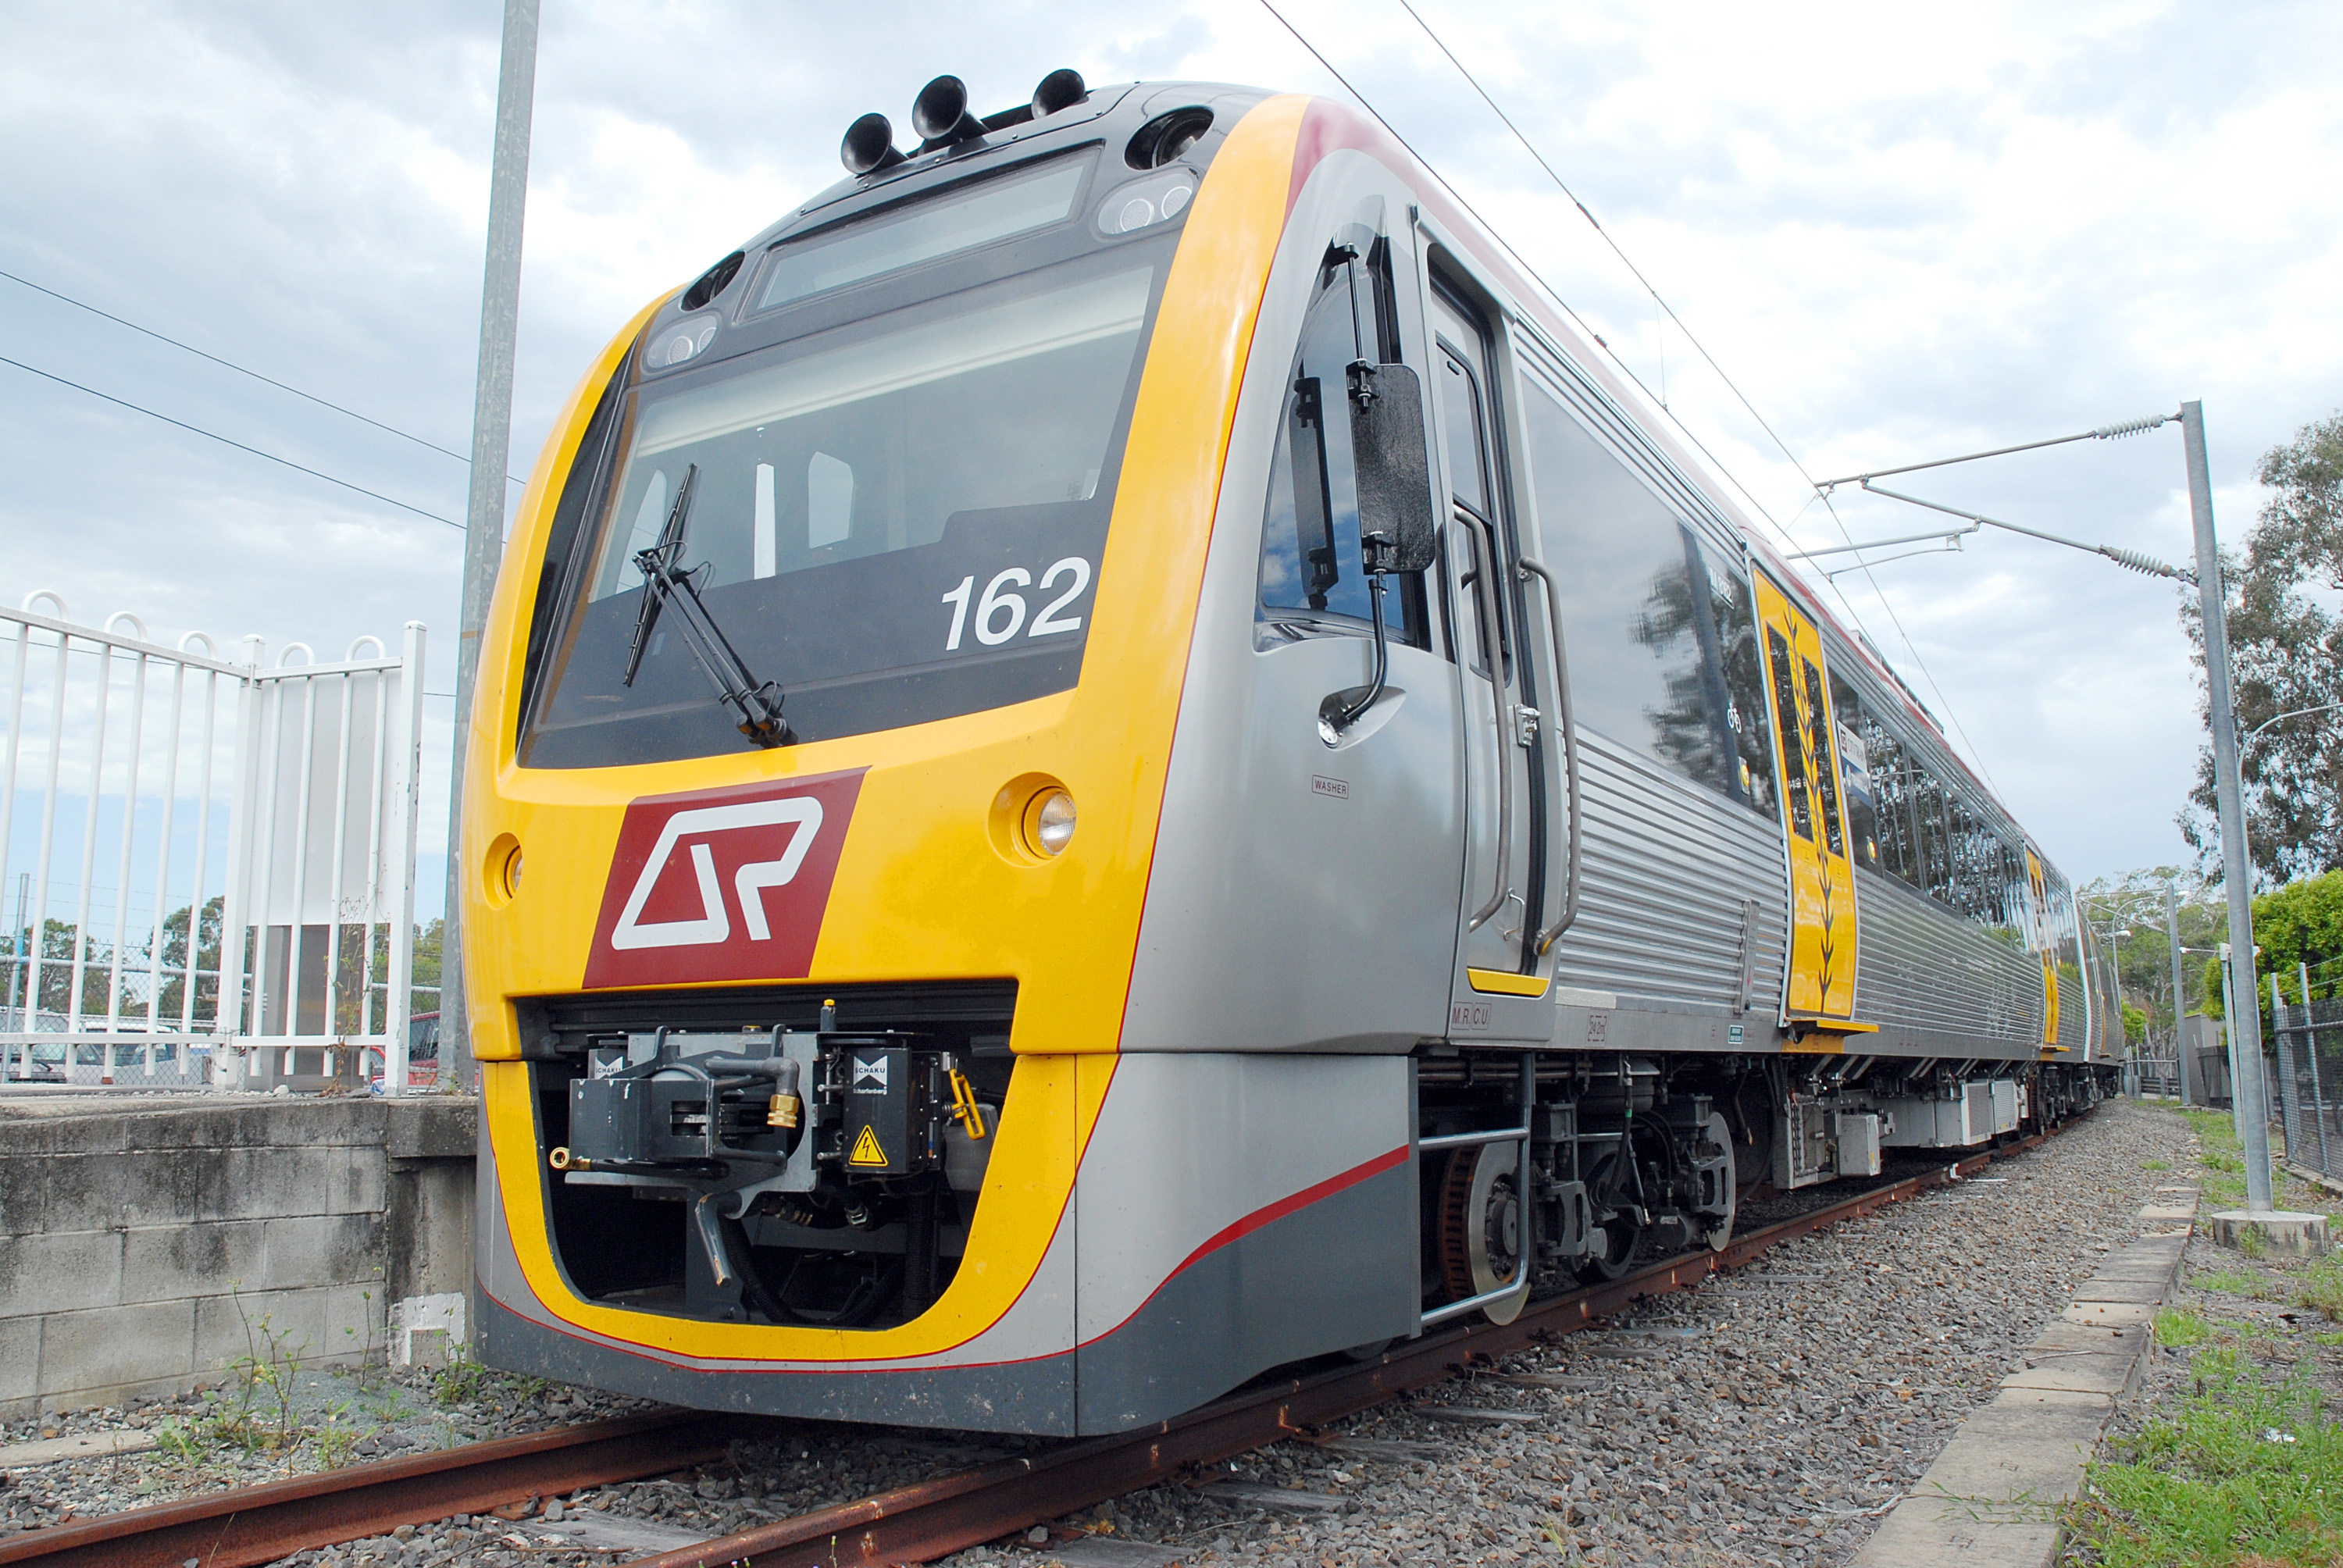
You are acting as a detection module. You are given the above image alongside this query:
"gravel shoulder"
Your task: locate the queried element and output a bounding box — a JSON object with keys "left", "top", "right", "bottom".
{"left": 2, "top": 1100, "right": 2191, "bottom": 1568}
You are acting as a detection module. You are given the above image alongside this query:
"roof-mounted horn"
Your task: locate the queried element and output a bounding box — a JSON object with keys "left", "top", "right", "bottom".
{"left": 911, "top": 75, "right": 986, "bottom": 145}
{"left": 841, "top": 112, "right": 904, "bottom": 175}
{"left": 1031, "top": 67, "right": 1087, "bottom": 118}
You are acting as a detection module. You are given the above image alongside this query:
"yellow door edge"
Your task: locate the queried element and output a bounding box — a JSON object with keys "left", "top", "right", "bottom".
{"left": 1467, "top": 968, "right": 1551, "bottom": 999}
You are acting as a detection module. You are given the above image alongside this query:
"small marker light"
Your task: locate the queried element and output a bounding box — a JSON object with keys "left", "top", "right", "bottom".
{"left": 1032, "top": 789, "right": 1076, "bottom": 856}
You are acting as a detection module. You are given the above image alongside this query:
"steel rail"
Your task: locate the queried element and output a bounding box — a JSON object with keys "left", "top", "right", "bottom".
{"left": 0, "top": 1411, "right": 759, "bottom": 1568}
{"left": 618, "top": 1122, "right": 2064, "bottom": 1568}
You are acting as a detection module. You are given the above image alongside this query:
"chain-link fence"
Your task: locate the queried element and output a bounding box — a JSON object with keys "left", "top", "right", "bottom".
{"left": 2270, "top": 998, "right": 2343, "bottom": 1181}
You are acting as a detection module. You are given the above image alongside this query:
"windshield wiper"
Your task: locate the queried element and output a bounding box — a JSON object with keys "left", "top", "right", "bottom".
{"left": 622, "top": 463, "right": 793, "bottom": 748}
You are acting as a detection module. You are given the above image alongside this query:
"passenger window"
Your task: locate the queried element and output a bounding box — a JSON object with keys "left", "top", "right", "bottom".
{"left": 1913, "top": 770, "right": 1952, "bottom": 903}
{"left": 1706, "top": 558, "right": 1776, "bottom": 818}
{"left": 1829, "top": 674, "right": 1880, "bottom": 871}
{"left": 1441, "top": 357, "right": 1491, "bottom": 516}
{"left": 1257, "top": 241, "right": 1428, "bottom": 648}
{"left": 1521, "top": 380, "right": 1757, "bottom": 804}
{"left": 1767, "top": 626, "right": 1813, "bottom": 842}
{"left": 1860, "top": 711, "right": 1917, "bottom": 886}
{"left": 1799, "top": 657, "right": 1845, "bottom": 857}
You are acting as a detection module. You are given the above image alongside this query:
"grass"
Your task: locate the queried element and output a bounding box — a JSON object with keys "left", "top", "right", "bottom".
{"left": 2195, "top": 1270, "right": 2268, "bottom": 1299}
{"left": 2183, "top": 1108, "right": 2244, "bottom": 1147}
{"left": 2145, "top": 1160, "right": 2174, "bottom": 1171}
{"left": 2156, "top": 1307, "right": 2218, "bottom": 1347}
{"left": 2300, "top": 1253, "right": 2343, "bottom": 1322}
{"left": 2069, "top": 1347, "right": 2343, "bottom": 1566}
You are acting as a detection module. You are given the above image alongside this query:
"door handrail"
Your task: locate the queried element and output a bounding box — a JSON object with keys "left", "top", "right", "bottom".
{"left": 1463, "top": 508, "right": 1514, "bottom": 932}
{"left": 1516, "top": 556, "right": 1582, "bottom": 953}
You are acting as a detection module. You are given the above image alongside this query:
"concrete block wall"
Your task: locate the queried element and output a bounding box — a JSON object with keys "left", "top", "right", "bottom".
{"left": 0, "top": 1093, "right": 476, "bottom": 1419}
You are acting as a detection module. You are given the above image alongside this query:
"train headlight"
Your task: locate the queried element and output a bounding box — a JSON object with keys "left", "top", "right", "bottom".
{"left": 647, "top": 319, "right": 719, "bottom": 369}
{"left": 484, "top": 832, "right": 523, "bottom": 907}
{"left": 1012, "top": 796, "right": 1073, "bottom": 857}
{"left": 1030, "top": 789, "right": 1076, "bottom": 856}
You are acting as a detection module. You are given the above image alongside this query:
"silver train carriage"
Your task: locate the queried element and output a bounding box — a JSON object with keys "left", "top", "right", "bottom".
{"left": 465, "top": 71, "right": 2120, "bottom": 1436}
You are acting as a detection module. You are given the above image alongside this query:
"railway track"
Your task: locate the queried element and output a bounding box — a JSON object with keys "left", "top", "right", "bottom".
{"left": 0, "top": 1123, "right": 2061, "bottom": 1568}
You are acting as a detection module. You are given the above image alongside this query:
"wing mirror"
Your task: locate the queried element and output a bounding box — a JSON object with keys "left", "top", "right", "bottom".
{"left": 1349, "top": 361, "right": 1438, "bottom": 576}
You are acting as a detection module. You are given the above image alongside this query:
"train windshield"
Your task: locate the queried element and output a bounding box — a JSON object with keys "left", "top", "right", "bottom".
{"left": 522, "top": 241, "right": 1172, "bottom": 768}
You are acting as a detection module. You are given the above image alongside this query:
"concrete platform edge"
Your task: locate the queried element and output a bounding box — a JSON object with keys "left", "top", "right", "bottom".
{"left": 1844, "top": 1201, "right": 2190, "bottom": 1568}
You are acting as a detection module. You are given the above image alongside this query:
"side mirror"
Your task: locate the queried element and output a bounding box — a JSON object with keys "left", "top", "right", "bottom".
{"left": 1348, "top": 362, "right": 1439, "bottom": 575}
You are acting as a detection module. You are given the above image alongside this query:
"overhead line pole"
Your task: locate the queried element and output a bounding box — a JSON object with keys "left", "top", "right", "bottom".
{"left": 2184, "top": 401, "right": 2276, "bottom": 1213}
{"left": 1825, "top": 401, "right": 2277, "bottom": 1212}
{"left": 2166, "top": 878, "right": 2191, "bottom": 1107}
{"left": 444, "top": 0, "right": 540, "bottom": 1098}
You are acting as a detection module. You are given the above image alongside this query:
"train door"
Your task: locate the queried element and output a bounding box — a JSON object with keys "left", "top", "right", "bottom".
{"left": 2025, "top": 850, "right": 2061, "bottom": 1047}
{"left": 1750, "top": 574, "right": 1860, "bottom": 1024}
{"left": 1431, "top": 282, "right": 1567, "bottom": 1041}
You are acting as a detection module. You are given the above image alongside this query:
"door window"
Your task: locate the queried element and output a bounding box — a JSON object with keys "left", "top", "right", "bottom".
{"left": 1256, "top": 241, "right": 1429, "bottom": 648}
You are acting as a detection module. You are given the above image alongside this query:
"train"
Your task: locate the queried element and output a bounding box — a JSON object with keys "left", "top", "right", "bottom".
{"left": 463, "top": 69, "right": 2120, "bottom": 1435}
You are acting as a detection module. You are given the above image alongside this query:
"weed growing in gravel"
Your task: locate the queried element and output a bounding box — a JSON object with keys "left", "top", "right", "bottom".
{"left": 155, "top": 1416, "right": 208, "bottom": 1464}
{"left": 2143, "top": 1160, "right": 2172, "bottom": 1171}
{"left": 429, "top": 1346, "right": 551, "bottom": 1409}
{"left": 2194, "top": 1270, "right": 2267, "bottom": 1299}
{"left": 214, "top": 1290, "right": 308, "bottom": 1451}
{"left": 2315, "top": 1330, "right": 2343, "bottom": 1348}
{"left": 2069, "top": 1347, "right": 2343, "bottom": 1565}
{"left": 2203, "top": 1149, "right": 2247, "bottom": 1173}
{"left": 2239, "top": 1224, "right": 2269, "bottom": 1262}
{"left": 2298, "top": 1253, "right": 2343, "bottom": 1322}
{"left": 2154, "top": 1308, "right": 2217, "bottom": 1347}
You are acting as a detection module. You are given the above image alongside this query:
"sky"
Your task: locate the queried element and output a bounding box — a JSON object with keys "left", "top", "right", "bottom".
{"left": 2, "top": 0, "right": 2339, "bottom": 935}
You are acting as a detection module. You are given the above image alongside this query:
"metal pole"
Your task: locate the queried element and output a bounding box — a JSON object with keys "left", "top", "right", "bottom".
{"left": 2306, "top": 960, "right": 2330, "bottom": 1175}
{"left": 2220, "top": 947, "right": 2241, "bottom": 1138}
{"left": 442, "top": 0, "right": 540, "bottom": 1098}
{"left": 2166, "top": 878, "right": 2190, "bottom": 1106}
{"left": 2273, "top": 970, "right": 2293, "bottom": 1171}
{"left": 2185, "top": 401, "right": 2275, "bottom": 1213}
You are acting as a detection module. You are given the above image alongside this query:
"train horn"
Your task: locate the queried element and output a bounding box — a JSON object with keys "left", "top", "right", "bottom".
{"left": 841, "top": 112, "right": 904, "bottom": 175}
{"left": 1032, "top": 67, "right": 1087, "bottom": 117}
{"left": 911, "top": 74, "right": 986, "bottom": 144}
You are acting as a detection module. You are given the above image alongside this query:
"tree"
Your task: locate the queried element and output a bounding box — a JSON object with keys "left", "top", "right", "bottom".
{"left": 155, "top": 896, "right": 225, "bottom": 1026}
{"left": 2078, "top": 868, "right": 2227, "bottom": 1039}
{"left": 2180, "top": 412, "right": 2343, "bottom": 886}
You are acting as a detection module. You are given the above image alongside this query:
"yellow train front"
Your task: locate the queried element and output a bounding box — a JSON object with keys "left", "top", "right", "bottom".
{"left": 465, "top": 72, "right": 2118, "bottom": 1436}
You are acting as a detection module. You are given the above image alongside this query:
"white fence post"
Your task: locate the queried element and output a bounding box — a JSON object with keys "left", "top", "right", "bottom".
{"left": 385, "top": 624, "right": 426, "bottom": 1098}
{"left": 0, "top": 602, "right": 425, "bottom": 1093}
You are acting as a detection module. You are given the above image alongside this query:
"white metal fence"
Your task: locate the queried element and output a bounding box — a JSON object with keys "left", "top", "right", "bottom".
{"left": 1, "top": 591, "right": 430, "bottom": 1093}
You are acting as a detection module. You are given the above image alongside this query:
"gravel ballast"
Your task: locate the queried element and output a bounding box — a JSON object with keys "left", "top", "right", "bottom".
{"left": 1, "top": 1100, "right": 2191, "bottom": 1568}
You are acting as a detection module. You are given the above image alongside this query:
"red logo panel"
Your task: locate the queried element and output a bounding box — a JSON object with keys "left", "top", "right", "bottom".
{"left": 583, "top": 770, "right": 867, "bottom": 989}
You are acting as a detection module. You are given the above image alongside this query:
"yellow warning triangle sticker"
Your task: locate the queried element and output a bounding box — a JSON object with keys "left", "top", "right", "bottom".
{"left": 847, "top": 1124, "right": 888, "bottom": 1167}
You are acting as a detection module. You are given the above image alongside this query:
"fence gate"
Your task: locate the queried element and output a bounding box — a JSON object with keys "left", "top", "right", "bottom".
{"left": 0, "top": 591, "right": 429, "bottom": 1093}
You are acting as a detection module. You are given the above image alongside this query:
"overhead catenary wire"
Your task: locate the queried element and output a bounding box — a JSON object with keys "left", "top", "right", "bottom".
{"left": 0, "top": 352, "right": 465, "bottom": 530}
{"left": 1265, "top": 0, "right": 1999, "bottom": 789}
{"left": 0, "top": 266, "right": 522, "bottom": 485}
{"left": 1386, "top": 0, "right": 1999, "bottom": 793}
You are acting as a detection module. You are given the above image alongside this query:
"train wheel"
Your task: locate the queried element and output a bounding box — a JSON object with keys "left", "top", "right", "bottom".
{"left": 1703, "top": 1109, "right": 1738, "bottom": 1252}
{"left": 1435, "top": 1144, "right": 1528, "bottom": 1324}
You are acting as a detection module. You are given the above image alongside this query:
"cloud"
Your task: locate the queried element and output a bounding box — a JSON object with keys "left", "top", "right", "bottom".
{"left": 2, "top": 0, "right": 2338, "bottom": 933}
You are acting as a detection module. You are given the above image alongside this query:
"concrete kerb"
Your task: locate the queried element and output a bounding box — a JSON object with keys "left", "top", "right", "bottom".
{"left": 1846, "top": 1196, "right": 2191, "bottom": 1568}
